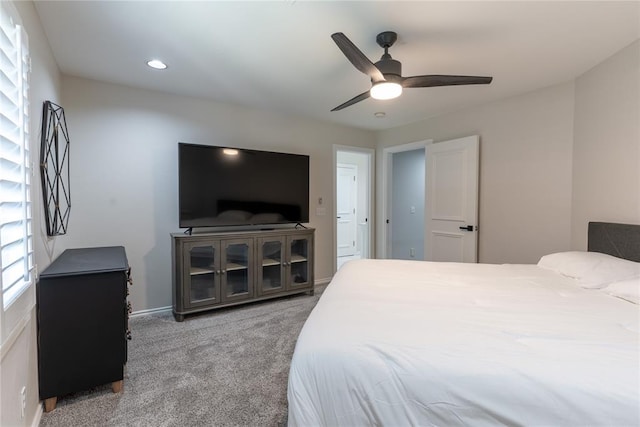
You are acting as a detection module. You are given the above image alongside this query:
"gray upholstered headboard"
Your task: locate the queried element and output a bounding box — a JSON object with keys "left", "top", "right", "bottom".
{"left": 588, "top": 222, "right": 640, "bottom": 262}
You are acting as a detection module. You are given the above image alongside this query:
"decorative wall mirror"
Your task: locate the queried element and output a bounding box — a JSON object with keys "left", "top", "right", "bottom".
{"left": 40, "top": 100, "right": 70, "bottom": 236}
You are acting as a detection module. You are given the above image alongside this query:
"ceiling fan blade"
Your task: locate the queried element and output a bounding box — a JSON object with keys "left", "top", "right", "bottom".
{"left": 331, "top": 33, "right": 385, "bottom": 83}
{"left": 331, "top": 90, "right": 371, "bottom": 111}
{"left": 402, "top": 75, "right": 493, "bottom": 88}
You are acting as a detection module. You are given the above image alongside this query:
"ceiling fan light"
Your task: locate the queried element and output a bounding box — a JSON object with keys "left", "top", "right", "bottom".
{"left": 370, "top": 81, "right": 402, "bottom": 100}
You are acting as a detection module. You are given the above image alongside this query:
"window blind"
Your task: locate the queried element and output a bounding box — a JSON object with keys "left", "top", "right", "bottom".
{"left": 0, "top": 2, "right": 33, "bottom": 309}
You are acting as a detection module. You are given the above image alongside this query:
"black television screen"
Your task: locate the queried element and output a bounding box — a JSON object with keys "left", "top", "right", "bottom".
{"left": 178, "top": 143, "right": 309, "bottom": 228}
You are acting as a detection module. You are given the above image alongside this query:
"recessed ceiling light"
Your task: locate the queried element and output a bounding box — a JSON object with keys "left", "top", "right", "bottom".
{"left": 223, "top": 148, "right": 239, "bottom": 156}
{"left": 374, "top": 112, "right": 386, "bottom": 118}
{"left": 146, "top": 59, "right": 167, "bottom": 70}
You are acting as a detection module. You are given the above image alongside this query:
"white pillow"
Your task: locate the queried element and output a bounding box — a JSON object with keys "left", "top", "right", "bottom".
{"left": 538, "top": 251, "right": 640, "bottom": 288}
{"left": 602, "top": 278, "right": 640, "bottom": 304}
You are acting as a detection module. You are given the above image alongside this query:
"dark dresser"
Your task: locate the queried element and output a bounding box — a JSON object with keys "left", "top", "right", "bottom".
{"left": 37, "top": 246, "right": 131, "bottom": 412}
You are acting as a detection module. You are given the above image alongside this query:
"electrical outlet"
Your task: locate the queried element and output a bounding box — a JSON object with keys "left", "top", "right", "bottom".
{"left": 410, "top": 248, "right": 415, "bottom": 257}
{"left": 20, "top": 386, "right": 26, "bottom": 419}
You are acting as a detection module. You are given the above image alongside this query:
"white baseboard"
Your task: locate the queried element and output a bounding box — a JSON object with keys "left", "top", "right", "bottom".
{"left": 315, "top": 277, "right": 332, "bottom": 286}
{"left": 130, "top": 306, "right": 172, "bottom": 317}
{"left": 31, "top": 402, "right": 43, "bottom": 427}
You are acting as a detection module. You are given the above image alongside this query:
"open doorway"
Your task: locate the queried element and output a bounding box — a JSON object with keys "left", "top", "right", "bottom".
{"left": 380, "top": 140, "right": 431, "bottom": 259}
{"left": 380, "top": 136, "right": 479, "bottom": 262}
{"left": 333, "top": 146, "right": 374, "bottom": 272}
{"left": 390, "top": 149, "right": 425, "bottom": 260}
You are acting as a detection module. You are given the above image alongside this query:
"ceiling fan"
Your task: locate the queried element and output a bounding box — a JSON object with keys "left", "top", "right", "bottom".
{"left": 331, "top": 31, "right": 493, "bottom": 111}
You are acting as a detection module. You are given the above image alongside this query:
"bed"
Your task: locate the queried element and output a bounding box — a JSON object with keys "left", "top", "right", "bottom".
{"left": 287, "top": 222, "right": 640, "bottom": 426}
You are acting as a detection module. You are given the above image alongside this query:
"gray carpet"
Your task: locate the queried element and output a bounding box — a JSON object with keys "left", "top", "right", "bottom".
{"left": 39, "top": 287, "right": 323, "bottom": 427}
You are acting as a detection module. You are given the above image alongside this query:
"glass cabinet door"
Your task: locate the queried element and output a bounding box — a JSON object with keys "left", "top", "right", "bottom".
{"left": 257, "top": 237, "right": 285, "bottom": 295}
{"left": 221, "top": 239, "right": 253, "bottom": 302}
{"left": 288, "top": 237, "right": 311, "bottom": 290}
{"left": 184, "top": 243, "right": 220, "bottom": 308}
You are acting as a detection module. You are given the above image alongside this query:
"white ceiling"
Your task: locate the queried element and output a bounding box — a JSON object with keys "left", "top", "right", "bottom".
{"left": 33, "top": 1, "right": 639, "bottom": 131}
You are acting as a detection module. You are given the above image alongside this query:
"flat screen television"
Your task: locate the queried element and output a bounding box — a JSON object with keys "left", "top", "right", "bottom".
{"left": 178, "top": 143, "right": 310, "bottom": 229}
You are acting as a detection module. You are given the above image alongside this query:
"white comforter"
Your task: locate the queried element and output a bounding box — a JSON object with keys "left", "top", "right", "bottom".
{"left": 287, "top": 259, "right": 639, "bottom": 426}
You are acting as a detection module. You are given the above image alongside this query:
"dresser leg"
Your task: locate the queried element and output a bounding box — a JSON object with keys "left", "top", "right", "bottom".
{"left": 111, "top": 380, "right": 123, "bottom": 393}
{"left": 44, "top": 397, "right": 57, "bottom": 412}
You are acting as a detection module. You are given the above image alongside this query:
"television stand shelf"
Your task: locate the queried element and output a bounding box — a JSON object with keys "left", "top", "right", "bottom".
{"left": 171, "top": 227, "right": 314, "bottom": 321}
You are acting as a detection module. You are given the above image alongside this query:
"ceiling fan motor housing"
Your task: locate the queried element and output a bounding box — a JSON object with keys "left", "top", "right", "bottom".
{"left": 374, "top": 57, "right": 402, "bottom": 80}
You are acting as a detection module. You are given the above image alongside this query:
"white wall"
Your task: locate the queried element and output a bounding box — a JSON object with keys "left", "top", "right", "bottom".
{"left": 1, "top": 1, "right": 62, "bottom": 426}
{"left": 59, "top": 76, "right": 375, "bottom": 312}
{"left": 571, "top": 40, "right": 640, "bottom": 249}
{"left": 377, "top": 82, "right": 576, "bottom": 264}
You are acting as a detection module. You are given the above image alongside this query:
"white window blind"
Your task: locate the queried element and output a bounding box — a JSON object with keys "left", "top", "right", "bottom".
{"left": 0, "top": 2, "right": 33, "bottom": 309}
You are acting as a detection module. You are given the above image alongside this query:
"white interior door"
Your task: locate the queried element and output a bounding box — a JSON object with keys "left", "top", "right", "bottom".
{"left": 337, "top": 164, "right": 357, "bottom": 257}
{"left": 425, "top": 135, "right": 479, "bottom": 262}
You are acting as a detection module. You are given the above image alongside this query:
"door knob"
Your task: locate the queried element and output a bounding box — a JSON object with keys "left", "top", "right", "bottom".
{"left": 459, "top": 225, "right": 474, "bottom": 231}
